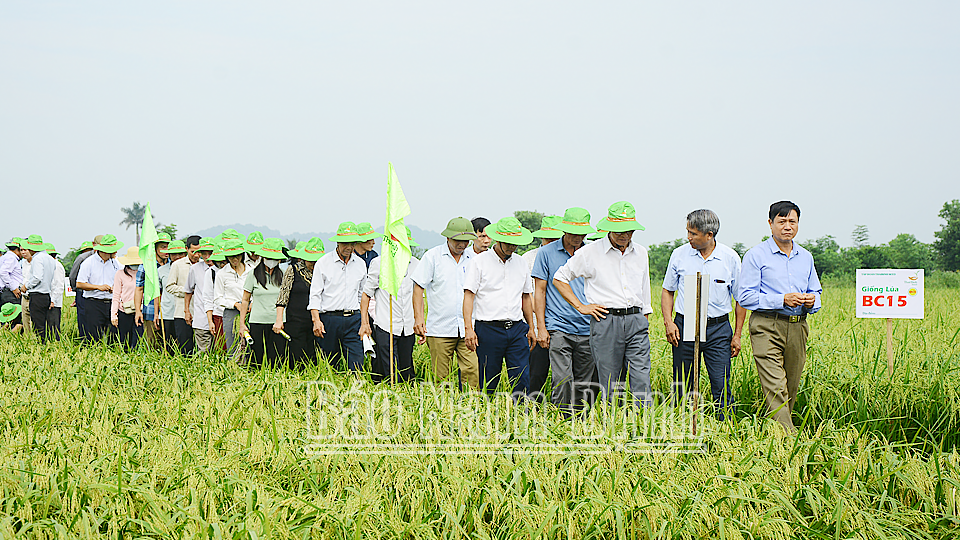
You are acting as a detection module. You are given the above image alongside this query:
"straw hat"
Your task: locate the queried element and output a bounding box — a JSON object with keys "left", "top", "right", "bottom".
{"left": 117, "top": 247, "right": 143, "bottom": 266}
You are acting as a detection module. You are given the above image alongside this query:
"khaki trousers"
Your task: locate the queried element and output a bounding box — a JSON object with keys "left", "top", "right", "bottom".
{"left": 194, "top": 328, "right": 213, "bottom": 354}
{"left": 21, "top": 296, "right": 31, "bottom": 333}
{"left": 749, "top": 314, "right": 809, "bottom": 433}
{"left": 426, "top": 336, "right": 480, "bottom": 390}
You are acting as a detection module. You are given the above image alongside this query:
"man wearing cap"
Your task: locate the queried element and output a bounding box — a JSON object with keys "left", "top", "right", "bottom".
{"left": 737, "top": 201, "right": 821, "bottom": 433}
{"left": 411, "top": 217, "right": 481, "bottom": 389}
{"left": 463, "top": 217, "right": 537, "bottom": 396}
{"left": 0, "top": 238, "right": 24, "bottom": 328}
{"left": 308, "top": 222, "right": 368, "bottom": 372}
{"left": 134, "top": 233, "right": 170, "bottom": 349}
{"left": 470, "top": 217, "right": 492, "bottom": 256}
{"left": 21, "top": 235, "right": 57, "bottom": 342}
{"left": 185, "top": 237, "right": 217, "bottom": 353}
{"left": 165, "top": 235, "right": 200, "bottom": 354}
{"left": 662, "top": 209, "right": 746, "bottom": 420}
{"left": 46, "top": 243, "right": 65, "bottom": 340}
{"left": 554, "top": 201, "right": 653, "bottom": 406}
{"left": 524, "top": 215, "right": 563, "bottom": 401}
{"left": 76, "top": 234, "right": 124, "bottom": 342}
{"left": 360, "top": 226, "right": 420, "bottom": 383}
{"left": 532, "top": 208, "right": 599, "bottom": 416}
{"left": 158, "top": 239, "right": 185, "bottom": 352}
{"left": 68, "top": 238, "right": 97, "bottom": 338}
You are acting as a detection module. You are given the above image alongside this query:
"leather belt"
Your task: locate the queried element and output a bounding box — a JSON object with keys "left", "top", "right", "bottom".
{"left": 676, "top": 313, "right": 729, "bottom": 327}
{"left": 476, "top": 319, "right": 523, "bottom": 329}
{"left": 607, "top": 307, "right": 642, "bottom": 316}
{"left": 322, "top": 310, "right": 357, "bottom": 317}
{"left": 754, "top": 311, "right": 806, "bottom": 323}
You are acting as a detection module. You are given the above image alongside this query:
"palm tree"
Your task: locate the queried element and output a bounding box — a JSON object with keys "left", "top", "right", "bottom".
{"left": 119, "top": 202, "right": 154, "bottom": 245}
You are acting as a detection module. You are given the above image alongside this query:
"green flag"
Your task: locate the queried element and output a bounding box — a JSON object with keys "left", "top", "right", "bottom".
{"left": 380, "top": 162, "right": 411, "bottom": 298}
{"left": 139, "top": 203, "right": 161, "bottom": 302}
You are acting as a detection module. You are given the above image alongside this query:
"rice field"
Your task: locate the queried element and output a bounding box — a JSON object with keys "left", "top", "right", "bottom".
{"left": 2, "top": 286, "right": 960, "bottom": 539}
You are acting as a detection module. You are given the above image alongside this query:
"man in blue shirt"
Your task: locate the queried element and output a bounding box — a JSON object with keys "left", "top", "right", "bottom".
{"left": 737, "top": 201, "right": 822, "bottom": 433}
{"left": 531, "top": 207, "right": 598, "bottom": 417}
{"left": 661, "top": 210, "right": 746, "bottom": 420}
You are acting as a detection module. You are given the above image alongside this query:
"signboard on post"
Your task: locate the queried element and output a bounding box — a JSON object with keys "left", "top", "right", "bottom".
{"left": 855, "top": 269, "right": 924, "bottom": 319}
{"left": 682, "top": 273, "right": 709, "bottom": 342}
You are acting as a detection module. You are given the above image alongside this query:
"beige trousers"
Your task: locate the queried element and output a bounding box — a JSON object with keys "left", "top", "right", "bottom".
{"left": 21, "top": 296, "right": 31, "bottom": 333}
{"left": 426, "top": 336, "right": 480, "bottom": 390}
{"left": 749, "top": 314, "right": 809, "bottom": 433}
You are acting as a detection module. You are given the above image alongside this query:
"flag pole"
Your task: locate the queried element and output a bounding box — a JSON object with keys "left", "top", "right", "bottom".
{"left": 389, "top": 296, "right": 396, "bottom": 385}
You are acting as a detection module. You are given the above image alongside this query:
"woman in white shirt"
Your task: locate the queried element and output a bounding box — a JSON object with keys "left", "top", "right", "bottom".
{"left": 214, "top": 239, "right": 248, "bottom": 351}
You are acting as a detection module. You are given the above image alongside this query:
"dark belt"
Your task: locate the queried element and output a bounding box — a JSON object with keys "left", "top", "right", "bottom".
{"left": 476, "top": 319, "right": 523, "bottom": 329}
{"left": 88, "top": 297, "right": 112, "bottom": 303}
{"left": 676, "top": 313, "right": 729, "bottom": 327}
{"left": 754, "top": 310, "right": 806, "bottom": 323}
{"left": 607, "top": 307, "right": 642, "bottom": 316}
{"left": 322, "top": 310, "right": 357, "bottom": 317}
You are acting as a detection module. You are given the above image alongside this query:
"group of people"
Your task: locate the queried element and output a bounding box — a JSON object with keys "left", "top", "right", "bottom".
{"left": 1, "top": 199, "right": 821, "bottom": 432}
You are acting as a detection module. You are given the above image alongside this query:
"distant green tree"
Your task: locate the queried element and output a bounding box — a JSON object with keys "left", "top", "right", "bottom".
{"left": 853, "top": 245, "right": 892, "bottom": 269}
{"left": 159, "top": 223, "right": 178, "bottom": 240}
{"left": 884, "top": 234, "right": 934, "bottom": 271}
{"left": 851, "top": 225, "right": 870, "bottom": 247}
{"left": 119, "top": 201, "right": 150, "bottom": 245}
{"left": 647, "top": 238, "right": 686, "bottom": 281}
{"left": 513, "top": 210, "right": 545, "bottom": 253}
{"left": 732, "top": 242, "right": 747, "bottom": 259}
{"left": 934, "top": 199, "right": 960, "bottom": 271}
{"left": 61, "top": 247, "right": 81, "bottom": 276}
{"left": 286, "top": 238, "right": 299, "bottom": 250}
{"left": 800, "top": 235, "right": 858, "bottom": 277}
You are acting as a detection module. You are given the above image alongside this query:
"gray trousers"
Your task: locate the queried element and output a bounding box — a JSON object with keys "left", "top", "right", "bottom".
{"left": 222, "top": 308, "right": 240, "bottom": 352}
{"left": 590, "top": 312, "right": 651, "bottom": 406}
{"left": 549, "top": 331, "right": 599, "bottom": 415}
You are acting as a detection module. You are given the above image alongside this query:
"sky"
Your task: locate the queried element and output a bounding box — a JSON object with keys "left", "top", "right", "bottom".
{"left": 2, "top": 1, "right": 957, "bottom": 254}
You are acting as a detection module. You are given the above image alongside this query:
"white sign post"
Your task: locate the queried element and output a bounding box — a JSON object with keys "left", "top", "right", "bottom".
{"left": 855, "top": 269, "right": 924, "bottom": 376}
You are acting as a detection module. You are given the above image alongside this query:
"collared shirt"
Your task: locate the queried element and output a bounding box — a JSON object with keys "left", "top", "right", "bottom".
{"left": 164, "top": 256, "right": 192, "bottom": 318}
{"left": 308, "top": 251, "right": 367, "bottom": 312}
{"left": 111, "top": 267, "right": 137, "bottom": 320}
{"left": 202, "top": 266, "right": 222, "bottom": 317}
{"left": 135, "top": 264, "right": 158, "bottom": 321}
{"left": 662, "top": 242, "right": 742, "bottom": 318}
{"left": 77, "top": 253, "right": 121, "bottom": 300}
{"left": 21, "top": 259, "right": 31, "bottom": 296}
{"left": 215, "top": 264, "right": 248, "bottom": 312}
{"left": 51, "top": 260, "right": 65, "bottom": 308}
{"left": 554, "top": 235, "right": 653, "bottom": 314}
{"left": 0, "top": 251, "right": 22, "bottom": 290}
{"left": 411, "top": 243, "right": 475, "bottom": 338}
{"left": 737, "top": 238, "right": 822, "bottom": 316}
{"left": 25, "top": 251, "right": 55, "bottom": 295}
{"left": 531, "top": 240, "right": 591, "bottom": 336}
{"left": 463, "top": 248, "right": 534, "bottom": 322}
{"left": 69, "top": 250, "right": 93, "bottom": 290}
{"left": 363, "top": 256, "right": 419, "bottom": 336}
{"left": 185, "top": 261, "right": 212, "bottom": 330}
{"left": 158, "top": 261, "right": 175, "bottom": 320}
{"left": 358, "top": 249, "right": 379, "bottom": 269}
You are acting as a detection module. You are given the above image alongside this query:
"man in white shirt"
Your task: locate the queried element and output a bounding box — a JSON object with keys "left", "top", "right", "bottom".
{"left": 0, "top": 238, "right": 24, "bottom": 328}
{"left": 360, "top": 227, "right": 420, "bottom": 383}
{"left": 469, "top": 217, "right": 491, "bottom": 256}
{"left": 662, "top": 209, "right": 746, "bottom": 420}
{"left": 411, "top": 217, "right": 480, "bottom": 389}
{"left": 213, "top": 239, "right": 248, "bottom": 351}
{"left": 184, "top": 237, "right": 216, "bottom": 353}
{"left": 165, "top": 235, "right": 200, "bottom": 354}
{"left": 158, "top": 240, "right": 186, "bottom": 352}
{"left": 308, "top": 222, "right": 368, "bottom": 373}
{"left": 524, "top": 215, "right": 562, "bottom": 401}
{"left": 554, "top": 202, "right": 653, "bottom": 406}
{"left": 46, "top": 244, "right": 65, "bottom": 341}
{"left": 463, "top": 217, "right": 536, "bottom": 396}
{"left": 77, "top": 234, "right": 124, "bottom": 343}
{"left": 22, "top": 235, "right": 56, "bottom": 342}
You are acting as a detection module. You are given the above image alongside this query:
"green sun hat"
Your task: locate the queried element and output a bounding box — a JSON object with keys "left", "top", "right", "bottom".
{"left": 405, "top": 226, "right": 419, "bottom": 247}
{"left": 0, "top": 303, "right": 22, "bottom": 324}
{"left": 556, "top": 207, "right": 596, "bottom": 235}
{"left": 95, "top": 234, "right": 124, "bottom": 253}
{"left": 256, "top": 238, "right": 287, "bottom": 260}
{"left": 220, "top": 238, "right": 246, "bottom": 257}
{"left": 198, "top": 237, "right": 217, "bottom": 252}
{"left": 23, "top": 234, "right": 46, "bottom": 251}
{"left": 355, "top": 222, "right": 382, "bottom": 242}
{"left": 288, "top": 240, "right": 307, "bottom": 259}
{"left": 44, "top": 243, "right": 58, "bottom": 255}
{"left": 440, "top": 217, "right": 477, "bottom": 241}
{"left": 164, "top": 240, "right": 187, "bottom": 254}
{"left": 596, "top": 201, "right": 645, "bottom": 232}
{"left": 79, "top": 240, "right": 94, "bottom": 251}
{"left": 329, "top": 222, "right": 361, "bottom": 244}
{"left": 245, "top": 231, "right": 264, "bottom": 251}
{"left": 587, "top": 229, "right": 607, "bottom": 241}
{"left": 219, "top": 228, "right": 246, "bottom": 243}
{"left": 485, "top": 217, "right": 534, "bottom": 246}
{"left": 208, "top": 248, "right": 226, "bottom": 262}
{"left": 298, "top": 237, "right": 326, "bottom": 262}
{"left": 5, "top": 237, "right": 23, "bottom": 249}
{"left": 157, "top": 232, "right": 171, "bottom": 242}
{"left": 531, "top": 216, "right": 564, "bottom": 239}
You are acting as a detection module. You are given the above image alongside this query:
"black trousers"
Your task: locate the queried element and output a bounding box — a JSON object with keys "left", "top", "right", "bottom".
{"left": 174, "top": 318, "right": 194, "bottom": 355}
{"left": 161, "top": 319, "right": 177, "bottom": 353}
{"left": 84, "top": 298, "right": 114, "bottom": 343}
{"left": 286, "top": 318, "right": 316, "bottom": 367}
{"left": 75, "top": 291, "right": 87, "bottom": 339}
{"left": 48, "top": 306, "right": 61, "bottom": 340}
{"left": 672, "top": 315, "right": 734, "bottom": 418}
{"left": 528, "top": 343, "right": 551, "bottom": 402}
{"left": 0, "top": 288, "right": 22, "bottom": 327}
{"left": 116, "top": 311, "right": 142, "bottom": 350}
{"left": 249, "top": 323, "right": 287, "bottom": 367}
{"left": 371, "top": 325, "right": 415, "bottom": 383}
{"left": 317, "top": 312, "right": 363, "bottom": 372}
{"left": 28, "top": 293, "right": 52, "bottom": 342}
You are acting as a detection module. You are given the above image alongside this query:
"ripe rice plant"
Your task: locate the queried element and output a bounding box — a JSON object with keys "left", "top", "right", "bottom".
{"left": 1, "top": 287, "right": 959, "bottom": 538}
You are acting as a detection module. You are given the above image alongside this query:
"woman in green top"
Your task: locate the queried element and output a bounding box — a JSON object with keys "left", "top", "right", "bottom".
{"left": 238, "top": 238, "right": 287, "bottom": 367}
